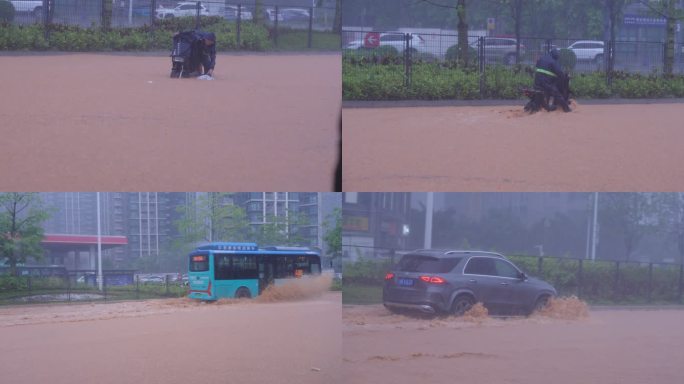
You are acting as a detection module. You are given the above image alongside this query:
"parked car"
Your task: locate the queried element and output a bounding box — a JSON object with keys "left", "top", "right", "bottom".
{"left": 477, "top": 37, "right": 526, "bottom": 65}
{"left": 383, "top": 250, "right": 557, "bottom": 316}
{"left": 345, "top": 32, "right": 428, "bottom": 55}
{"left": 138, "top": 275, "right": 165, "bottom": 283}
{"left": 222, "top": 5, "right": 253, "bottom": 20}
{"left": 9, "top": 1, "right": 43, "bottom": 17}
{"left": 156, "top": 2, "right": 209, "bottom": 19}
{"left": 279, "top": 8, "right": 310, "bottom": 22}
{"left": 568, "top": 40, "right": 604, "bottom": 62}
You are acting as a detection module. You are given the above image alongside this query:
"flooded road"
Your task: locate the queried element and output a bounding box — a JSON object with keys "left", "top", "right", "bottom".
{"left": 0, "top": 291, "right": 341, "bottom": 384}
{"left": 343, "top": 304, "right": 684, "bottom": 384}
{"left": 343, "top": 102, "right": 684, "bottom": 191}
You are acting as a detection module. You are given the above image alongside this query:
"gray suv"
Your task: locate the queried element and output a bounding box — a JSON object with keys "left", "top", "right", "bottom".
{"left": 383, "top": 250, "right": 556, "bottom": 316}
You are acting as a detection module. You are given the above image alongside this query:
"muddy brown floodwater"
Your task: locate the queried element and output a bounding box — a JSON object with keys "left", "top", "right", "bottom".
{"left": 343, "top": 304, "right": 684, "bottom": 384}
{"left": 343, "top": 102, "right": 684, "bottom": 191}
{"left": 0, "top": 53, "right": 340, "bottom": 191}
{"left": 0, "top": 291, "right": 341, "bottom": 384}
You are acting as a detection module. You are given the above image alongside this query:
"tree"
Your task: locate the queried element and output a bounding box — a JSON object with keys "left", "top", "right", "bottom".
{"left": 0, "top": 0, "right": 16, "bottom": 23}
{"left": 174, "top": 193, "right": 251, "bottom": 251}
{"left": 604, "top": 0, "right": 628, "bottom": 77}
{"left": 510, "top": 0, "right": 523, "bottom": 63}
{"left": 323, "top": 208, "right": 342, "bottom": 261}
{"left": 600, "top": 193, "right": 656, "bottom": 261}
{"left": 639, "top": 0, "right": 684, "bottom": 75}
{"left": 254, "top": 0, "right": 265, "bottom": 25}
{"left": 456, "top": 0, "right": 470, "bottom": 66}
{"left": 101, "top": 0, "right": 112, "bottom": 30}
{"left": 257, "top": 210, "right": 309, "bottom": 246}
{"left": 654, "top": 193, "right": 684, "bottom": 264}
{"left": 0, "top": 193, "right": 50, "bottom": 276}
{"left": 333, "top": 0, "right": 342, "bottom": 34}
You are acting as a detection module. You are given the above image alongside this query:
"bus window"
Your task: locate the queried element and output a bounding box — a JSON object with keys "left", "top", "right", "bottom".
{"left": 295, "top": 255, "right": 310, "bottom": 273}
{"left": 190, "top": 254, "right": 209, "bottom": 272}
{"left": 214, "top": 254, "right": 232, "bottom": 280}
{"left": 275, "top": 255, "right": 294, "bottom": 278}
{"left": 232, "top": 255, "right": 258, "bottom": 279}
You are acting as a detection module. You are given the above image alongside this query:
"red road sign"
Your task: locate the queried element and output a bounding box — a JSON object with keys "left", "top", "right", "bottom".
{"left": 363, "top": 32, "right": 380, "bottom": 48}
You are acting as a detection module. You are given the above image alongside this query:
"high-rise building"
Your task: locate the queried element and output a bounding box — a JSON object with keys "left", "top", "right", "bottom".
{"left": 232, "top": 192, "right": 340, "bottom": 247}
{"left": 342, "top": 193, "right": 413, "bottom": 261}
{"left": 39, "top": 192, "right": 189, "bottom": 267}
{"left": 126, "top": 192, "right": 188, "bottom": 261}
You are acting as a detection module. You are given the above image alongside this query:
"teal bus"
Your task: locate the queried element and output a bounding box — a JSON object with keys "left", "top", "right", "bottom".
{"left": 187, "top": 242, "right": 322, "bottom": 300}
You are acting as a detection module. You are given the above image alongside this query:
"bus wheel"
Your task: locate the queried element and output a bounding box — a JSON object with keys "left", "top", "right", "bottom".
{"left": 235, "top": 287, "right": 251, "bottom": 299}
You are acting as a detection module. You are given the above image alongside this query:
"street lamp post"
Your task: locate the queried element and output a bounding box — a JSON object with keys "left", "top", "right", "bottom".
{"left": 97, "top": 192, "right": 103, "bottom": 291}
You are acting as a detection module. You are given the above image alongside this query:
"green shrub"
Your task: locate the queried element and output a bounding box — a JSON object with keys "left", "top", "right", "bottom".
{"left": 343, "top": 59, "right": 684, "bottom": 100}
{"left": 330, "top": 278, "right": 342, "bottom": 291}
{"left": 0, "top": 0, "right": 14, "bottom": 23}
{"left": 483, "top": 65, "right": 530, "bottom": 99}
{"left": 0, "top": 276, "right": 28, "bottom": 291}
{"left": 570, "top": 72, "right": 611, "bottom": 98}
{"left": 0, "top": 17, "right": 272, "bottom": 51}
{"left": 445, "top": 44, "right": 478, "bottom": 66}
{"left": 343, "top": 258, "right": 392, "bottom": 285}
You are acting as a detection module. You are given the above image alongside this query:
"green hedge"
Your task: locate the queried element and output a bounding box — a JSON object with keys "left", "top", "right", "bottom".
{"left": 343, "top": 258, "right": 392, "bottom": 285}
{"left": 0, "top": 17, "right": 272, "bottom": 51}
{"left": 343, "top": 58, "right": 684, "bottom": 100}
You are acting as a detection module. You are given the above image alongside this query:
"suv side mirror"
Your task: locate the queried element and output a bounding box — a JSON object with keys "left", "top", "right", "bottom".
{"left": 518, "top": 272, "right": 527, "bottom": 280}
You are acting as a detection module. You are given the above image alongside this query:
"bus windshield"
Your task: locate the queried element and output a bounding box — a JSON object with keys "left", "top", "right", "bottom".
{"left": 189, "top": 254, "right": 209, "bottom": 272}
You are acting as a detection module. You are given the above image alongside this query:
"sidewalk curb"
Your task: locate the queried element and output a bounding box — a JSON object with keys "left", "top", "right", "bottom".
{"left": 343, "top": 98, "right": 684, "bottom": 108}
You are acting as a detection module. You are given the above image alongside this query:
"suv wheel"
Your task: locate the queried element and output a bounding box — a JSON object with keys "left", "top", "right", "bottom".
{"left": 450, "top": 294, "right": 474, "bottom": 316}
{"left": 531, "top": 295, "right": 550, "bottom": 315}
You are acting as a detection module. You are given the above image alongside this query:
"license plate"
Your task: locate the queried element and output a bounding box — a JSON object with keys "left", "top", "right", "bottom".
{"left": 173, "top": 57, "right": 185, "bottom": 63}
{"left": 397, "top": 278, "right": 414, "bottom": 287}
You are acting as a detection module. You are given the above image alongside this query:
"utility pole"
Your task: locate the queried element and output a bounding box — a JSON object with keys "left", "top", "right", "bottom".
{"left": 591, "top": 192, "right": 599, "bottom": 262}
{"left": 424, "top": 192, "right": 434, "bottom": 249}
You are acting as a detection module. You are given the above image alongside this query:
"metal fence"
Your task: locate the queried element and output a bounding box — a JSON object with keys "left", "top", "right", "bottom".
{"left": 7, "top": 1, "right": 337, "bottom": 49}
{"left": 342, "top": 245, "right": 684, "bottom": 304}
{"left": 343, "top": 30, "right": 684, "bottom": 97}
{"left": 509, "top": 255, "right": 684, "bottom": 304}
{"left": 0, "top": 272, "right": 187, "bottom": 305}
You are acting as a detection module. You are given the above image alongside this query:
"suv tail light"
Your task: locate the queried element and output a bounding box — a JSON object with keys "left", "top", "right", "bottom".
{"left": 419, "top": 276, "right": 446, "bottom": 284}
{"left": 385, "top": 273, "right": 395, "bottom": 280}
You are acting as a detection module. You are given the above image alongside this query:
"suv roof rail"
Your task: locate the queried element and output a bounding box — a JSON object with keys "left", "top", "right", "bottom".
{"left": 443, "top": 250, "right": 505, "bottom": 258}
{"left": 408, "top": 249, "right": 506, "bottom": 258}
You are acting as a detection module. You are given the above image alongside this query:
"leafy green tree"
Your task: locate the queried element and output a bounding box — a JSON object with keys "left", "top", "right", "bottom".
{"left": 0, "top": 0, "right": 15, "bottom": 23}
{"left": 653, "top": 193, "right": 684, "bottom": 263}
{"left": 604, "top": 0, "right": 628, "bottom": 76}
{"left": 257, "top": 210, "right": 309, "bottom": 246}
{"left": 101, "top": 0, "right": 112, "bottom": 30}
{"left": 333, "top": 0, "right": 342, "bottom": 34}
{"left": 0, "top": 193, "right": 50, "bottom": 276}
{"left": 323, "top": 208, "right": 342, "bottom": 261}
{"left": 254, "top": 0, "right": 265, "bottom": 25}
{"left": 639, "top": 0, "right": 684, "bottom": 75}
{"left": 600, "top": 193, "right": 656, "bottom": 261}
{"left": 174, "top": 193, "right": 251, "bottom": 252}
{"left": 456, "top": 0, "right": 470, "bottom": 66}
